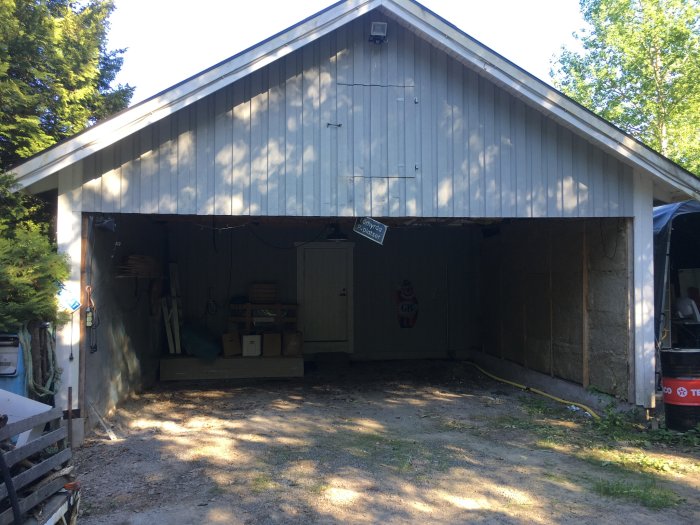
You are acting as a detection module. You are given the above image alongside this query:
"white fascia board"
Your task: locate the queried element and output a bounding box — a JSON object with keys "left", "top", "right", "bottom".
{"left": 12, "top": 0, "right": 380, "bottom": 189}
{"left": 383, "top": 0, "right": 700, "bottom": 202}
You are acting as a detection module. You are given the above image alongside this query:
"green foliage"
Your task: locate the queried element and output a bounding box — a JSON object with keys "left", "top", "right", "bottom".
{"left": 0, "top": 0, "right": 133, "bottom": 170}
{"left": 0, "top": 172, "right": 69, "bottom": 331}
{"left": 552, "top": 0, "right": 700, "bottom": 175}
{"left": 593, "top": 402, "right": 632, "bottom": 438}
{"left": 648, "top": 424, "right": 700, "bottom": 447}
{"left": 593, "top": 478, "right": 681, "bottom": 509}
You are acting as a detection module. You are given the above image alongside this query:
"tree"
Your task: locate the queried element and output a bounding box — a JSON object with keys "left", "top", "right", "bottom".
{"left": 0, "top": 172, "right": 69, "bottom": 332}
{"left": 0, "top": 0, "right": 133, "bottom": 170}
{"left": 552, "top": 0, "right": 700, "bottom": 175}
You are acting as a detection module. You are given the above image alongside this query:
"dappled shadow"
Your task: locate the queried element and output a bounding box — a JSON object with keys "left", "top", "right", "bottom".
{"left": 74, "top": 361, "right": 700, "bottom": 524}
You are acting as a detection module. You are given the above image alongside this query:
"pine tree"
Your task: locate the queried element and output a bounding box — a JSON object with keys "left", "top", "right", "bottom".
{"left": 0, "top": 172, "right": 69, "bottom": 331}
{"left": 0, "top": 0, "right": 133, "bottom": 170}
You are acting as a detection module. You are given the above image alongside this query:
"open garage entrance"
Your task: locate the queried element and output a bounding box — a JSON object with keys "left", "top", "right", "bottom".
{"left": 82, "top": 214, "right": 632, "bottom": 416}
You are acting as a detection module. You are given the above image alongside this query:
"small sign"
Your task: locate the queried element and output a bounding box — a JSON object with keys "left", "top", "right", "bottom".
{"left": 353, "top": 217, "right": 387, "bottom": 245}
{"left": 57, "top": 284, "right": 81, "bottom": 313}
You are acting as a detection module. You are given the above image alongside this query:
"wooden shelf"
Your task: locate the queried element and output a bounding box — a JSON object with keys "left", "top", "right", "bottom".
{"left": 229, "top": 303, "right": 298, "bottom": 333}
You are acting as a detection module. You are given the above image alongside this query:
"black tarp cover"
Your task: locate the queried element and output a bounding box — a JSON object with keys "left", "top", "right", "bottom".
{"left": 653, "top": 200, "right": 700, "bottom": 342}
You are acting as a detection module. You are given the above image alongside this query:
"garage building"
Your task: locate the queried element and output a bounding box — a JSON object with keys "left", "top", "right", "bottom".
{"left": 10, "top": 0, "right": 700, "bottom": 427}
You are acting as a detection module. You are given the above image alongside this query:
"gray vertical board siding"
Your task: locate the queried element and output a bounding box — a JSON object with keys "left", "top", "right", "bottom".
{"left": 302, "top": 43, "right": 320, "bottom": 216}
{"left": 451, "top": 60, "right": 466, "bottom": 217}
{"left": 232, "top": 79, "right": 251, "bottom": 215}
{"left": 214, "top": 86, "right": 233, "bottom": 216}
{"left": 158, "top": 116, "right": 177, "bottom": 214}
{"left": 120, "top": 134, "right": 139, "bottom": 213}
{"left": 250, "top": 69, "right": 269, "bottom": 216}
{"left": 139, "top": 126, "right": 158, "bottom": 214}
{"left": 285, "top": 51, "right": 302, "bottom": 216}
{"left": 268, "top": 61, "right": 284, "bottom": 217}
{"left": 177, "top": 106, "right": 196, "bottom": 215}
{"left": 81, "top": 154, "right": 99, "bottom": 212}
{"left": 196, "top": 97, "right": 215, "bottom": 215}
{"left": 319, "top": 33, "right": 335, "bottom": 216}
{"left": 336, "top": 25, "right": 353, "bottom": 216}
{"left": 77, "top": 16, "right": 634, "bottom": 219}
{"left": 100, "top": 144, "right": 119, "bottom": 213}
{"left": 467, "top": 68, "right": 484, "bottom": 217}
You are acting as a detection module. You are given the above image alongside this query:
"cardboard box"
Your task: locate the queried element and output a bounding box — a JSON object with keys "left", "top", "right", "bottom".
{"left": 221, "top": 332, "right": 242, "bottom": 357}
{"left": 242, "top": 335, "right": 261, "bottom": 357}
{"left": 283, "top": 331, "right": 303, "bottom": 356}
{"left": 263, "top": 333, "right": 282, "bottom": 357}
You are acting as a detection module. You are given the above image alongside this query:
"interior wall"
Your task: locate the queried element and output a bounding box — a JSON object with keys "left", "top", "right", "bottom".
{"left": 478, "top": 218, "right": 630, "bottom": 399}
{"left": 170, "top": 219, "right": 482, "bottom": 360}
{"left": 85, "top": 214, "right": 167, "bottom": 417}
{"left": 353, "top": 225, "right": 481, "bottom": 360}
{"left": 170, "top": 220, "right": 307, "bottom": 336}
{"left": 587, "top": 218, "right": 632, "bottom": 398}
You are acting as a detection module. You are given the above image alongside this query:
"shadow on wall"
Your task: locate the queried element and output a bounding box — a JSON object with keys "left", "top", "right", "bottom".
{"left": 85, "top": 214, "right": 166, "bottom": 420}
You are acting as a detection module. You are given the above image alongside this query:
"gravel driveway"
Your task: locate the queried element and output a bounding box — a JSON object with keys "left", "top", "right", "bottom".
{"left": 74, "top": 361, "right": 700, "bottom": 524}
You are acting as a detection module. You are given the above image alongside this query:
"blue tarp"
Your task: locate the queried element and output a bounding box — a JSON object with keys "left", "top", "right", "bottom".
{"left": 653, "top": 200, "right": 700, "bottom": 342}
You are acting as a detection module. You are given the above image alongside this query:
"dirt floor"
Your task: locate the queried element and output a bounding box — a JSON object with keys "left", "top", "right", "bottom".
{"left": 73, "top": 361, "right": 700, "bottom": 524}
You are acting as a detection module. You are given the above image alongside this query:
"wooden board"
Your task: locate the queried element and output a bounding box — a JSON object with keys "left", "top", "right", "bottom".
{"left": 160, "top": 357, "right": 303, "bottom": 381}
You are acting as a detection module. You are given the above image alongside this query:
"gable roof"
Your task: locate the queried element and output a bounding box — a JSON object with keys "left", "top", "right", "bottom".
{"left": 10, "top": 0, "right": 700, "bottom": 202}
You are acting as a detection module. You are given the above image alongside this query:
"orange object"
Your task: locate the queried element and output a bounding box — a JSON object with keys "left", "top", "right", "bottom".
{"left": 64, "top": 481, "right": 80, "bottom": 491}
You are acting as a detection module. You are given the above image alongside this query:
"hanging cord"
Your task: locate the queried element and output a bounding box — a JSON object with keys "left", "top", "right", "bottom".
{"left": 85, "top": 285, "right": 100, "bottom": 353}
{"left": 19, "top": 324, "right": 60, "bottom": 398}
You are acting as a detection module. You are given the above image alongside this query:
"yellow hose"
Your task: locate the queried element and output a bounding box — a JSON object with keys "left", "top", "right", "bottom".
{"left": 466, "top": 361, "right": 600, "bottom": 420}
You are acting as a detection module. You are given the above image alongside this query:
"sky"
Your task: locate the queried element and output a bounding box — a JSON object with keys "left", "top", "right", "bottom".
{"left": 107, "top": 0, "right": 587, "bottom": 106}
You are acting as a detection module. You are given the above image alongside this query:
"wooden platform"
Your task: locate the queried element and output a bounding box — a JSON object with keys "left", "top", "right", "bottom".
{"left": 159, "top": 356, "right": 304, "bottom": 381}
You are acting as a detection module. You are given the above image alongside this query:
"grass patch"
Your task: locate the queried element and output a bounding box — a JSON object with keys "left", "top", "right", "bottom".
{"left": 579, "top": 448, "right": 699, "bottom": 476}
{"left": 592, "top": 478, "right": 681, "bottom": 509}
{"left": 308, "top": 481, "right": 330, "bottom": 494}
{"left": 519, "top": 395, "right": 561, "bottom": 417}
{"left": 250, "top": 473, "right": 278, "bottom": 492}
{"left": 648, "top": 426, "right": 700, "bottom": 448}
{"left": 330, "top": 430, "right": 451, "bottom": 475}
{"left": 541, "top": 471, "right": 571, "bottom": 484}
{"left": 491, "top": 415, "right": 538, "bottom": 431}
{"left": 439, "top": 417, "right": 476, "bottom": 432}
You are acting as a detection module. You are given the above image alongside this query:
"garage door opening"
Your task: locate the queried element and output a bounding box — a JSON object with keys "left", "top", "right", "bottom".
{"left": 81, "top": 214, "right": 632, "bottom": 416}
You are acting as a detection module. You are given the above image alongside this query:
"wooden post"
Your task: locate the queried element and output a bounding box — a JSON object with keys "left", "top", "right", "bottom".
{"left": 161, "top": 299, "right": 175, "bottom": 355}
{"left": 67, "top": 387, "right": 73, "bottom": 449}
{"left": 79, "top": 215, "right": 88, "bottom": 418}
{"left": 549, "top": 223, "right": 554, "bottom": 377}
{"left": 169, "top": 264, "right": 182, "bottom": 354}
{"left": 582, "top": 221, "right": 590, "bottom": 388}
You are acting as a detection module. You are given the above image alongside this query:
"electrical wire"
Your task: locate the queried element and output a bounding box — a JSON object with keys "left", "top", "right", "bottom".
{"left": 466, "top": 361, "right": 600, "bottom": 420}
{"left": 247, "top": 224, "right": 328, "bottom": 250}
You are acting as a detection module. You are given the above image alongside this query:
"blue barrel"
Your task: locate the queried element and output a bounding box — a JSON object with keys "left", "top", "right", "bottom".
{"left": 0, "top": 334, "right": 28, "bottom": 397}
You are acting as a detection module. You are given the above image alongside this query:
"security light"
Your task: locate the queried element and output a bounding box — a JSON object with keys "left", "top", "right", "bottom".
{"left": 369, "top": 22, "right": 388, "bottom": 44}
